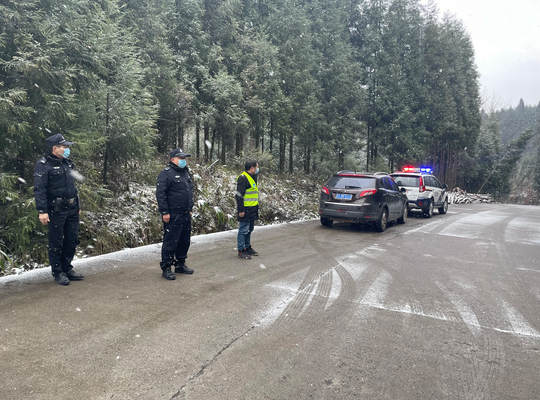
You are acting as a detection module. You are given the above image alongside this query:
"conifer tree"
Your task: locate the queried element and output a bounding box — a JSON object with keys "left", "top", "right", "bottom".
{"left": 85, "top": 0, "right": 158, "bottom": 185}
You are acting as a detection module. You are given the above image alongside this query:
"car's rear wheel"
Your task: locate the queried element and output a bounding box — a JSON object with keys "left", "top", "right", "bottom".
{"left": 376, "top": 208, "right": 388, "bottom": 232}
{"left": 423, "top": 200, "right": 434, "bottom": 218}
{"left": 397, "top": 204, "right": 407, "bottom": 224}
{"left": 438, "top": 198, "right": 448, "bottom": 214}
{"left": 320, "top": 217, "right": 333, "bottom": 227}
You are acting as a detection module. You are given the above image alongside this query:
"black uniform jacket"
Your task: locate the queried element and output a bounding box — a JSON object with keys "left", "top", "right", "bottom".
{"left": 156, "top": 162, "right": 194, "bottom": 215}
{"left": 236, "top": 173, "right": 259, "bottom": 222}
{"left": 34, "top": 152, "right": 79, "bottom": 213}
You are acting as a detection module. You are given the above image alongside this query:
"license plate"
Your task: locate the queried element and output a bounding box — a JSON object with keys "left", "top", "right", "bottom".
{"left": 336, "top": 193, "right": 352, "bottom": 200}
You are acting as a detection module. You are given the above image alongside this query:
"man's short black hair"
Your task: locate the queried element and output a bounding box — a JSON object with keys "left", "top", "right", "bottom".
{"left": 244, "top": 159, "right": 258, "bottom": 171}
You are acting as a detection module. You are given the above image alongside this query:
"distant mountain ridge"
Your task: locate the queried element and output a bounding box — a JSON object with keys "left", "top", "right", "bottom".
{"left": 497, "top": 99, "right": 540, "bottom": 144}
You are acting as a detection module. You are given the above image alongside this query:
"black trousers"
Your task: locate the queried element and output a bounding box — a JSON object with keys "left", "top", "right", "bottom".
{"left": 160, "top": 212, "right": 191, "bottom": 270}
{"left": 48, "top": 205, "right": 79, "bottom": 277}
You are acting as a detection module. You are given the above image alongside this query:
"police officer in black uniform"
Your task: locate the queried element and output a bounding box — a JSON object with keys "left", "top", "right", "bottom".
{"left": 156, "top": 148, "right": 194, "bottom": 280}
{"left": 34, "top": 134, "right": 84, "bottom": 286}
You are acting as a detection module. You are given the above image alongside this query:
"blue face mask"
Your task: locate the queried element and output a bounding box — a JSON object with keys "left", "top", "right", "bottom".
{"left": 178, "top": 159, "right": 187, "bottom": 168}
{"left": 62, "top": 148, "right": 70, "bottom": 159}
{"left": 256, "top": 167, "right": 259, "bottom": 174}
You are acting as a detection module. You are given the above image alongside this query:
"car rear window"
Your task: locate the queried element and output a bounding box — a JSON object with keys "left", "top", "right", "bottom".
{"left": 327, "top": 176, "right": 376, "bottom": 189}
{"left": 391, "top": 175, "right": 420, "bottom": 187}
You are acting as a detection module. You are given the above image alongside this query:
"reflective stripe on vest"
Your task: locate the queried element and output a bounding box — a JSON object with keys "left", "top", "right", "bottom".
{"left": 238, "top": 171, "right": 258, "bottom": 207}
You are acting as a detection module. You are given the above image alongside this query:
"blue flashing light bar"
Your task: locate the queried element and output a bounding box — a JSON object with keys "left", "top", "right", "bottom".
{"left": 419, "top": 167, "right": 432, "bottom": 173}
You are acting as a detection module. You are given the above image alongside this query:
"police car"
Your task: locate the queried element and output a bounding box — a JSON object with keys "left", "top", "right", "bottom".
{"left": 390, "top": 167, "right": 448, "bottom": 218}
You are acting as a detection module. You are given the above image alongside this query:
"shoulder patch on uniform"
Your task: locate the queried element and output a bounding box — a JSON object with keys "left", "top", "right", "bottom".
{"left": 164, "top": 167, "right": 170, "bottom": 170}
{"left": 40, "top": 159, "right": 46, "bottom": 163}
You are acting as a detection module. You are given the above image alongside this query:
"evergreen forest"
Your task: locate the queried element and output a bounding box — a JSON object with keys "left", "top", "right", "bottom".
{"left": 1, "top": 0, "right": 539, "bottom": 270}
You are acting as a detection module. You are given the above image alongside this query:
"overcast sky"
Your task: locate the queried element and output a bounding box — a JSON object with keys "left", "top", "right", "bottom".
{"left": 426, "top": 0, "right": 540, "bottom": 109}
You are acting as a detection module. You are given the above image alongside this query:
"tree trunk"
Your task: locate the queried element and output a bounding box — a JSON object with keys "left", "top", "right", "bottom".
{"left": 306, "top": 146, "right": 311, "bottom": 174}
{"left": 221, "top": 131, "right": 226, "bottom": 164}
{"left": 156, "top": 118, "right": 163, "bottom": 153}
{"left": 279, "top": 128, "right": 285, "bottom": 173}
{"left": 210, "top": 127, "right": 216, "bottom": 161}
{"left": 288, "top": 133, "right": 293, "bottom": 174}
{"left": 269, "top": 116, "right": 274, "bottom": 153}
{"left": 195, "top": 117, "right": 200, "bottom": 159}
{"left": 366, "top": 125, "right": 371, "bottom": 170}
{"left": 178, "top": 122, "right": 184, "bottom": 148}
{"left": 204, "top": 121, "right": 210, "bottom": 163}
{"left": 254, "top": 121, "right": 259, "bottom": 150}
{"left": 235, "top": 128, "right": 242, "bottom": 157}
{"left": 103, "top": 91, "right": 110, "bottom": 185}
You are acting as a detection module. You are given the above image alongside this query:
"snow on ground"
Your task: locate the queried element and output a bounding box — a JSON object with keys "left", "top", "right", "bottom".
{"left": 1, "top": 165, "right": 321, "bottom": 277}
{"left": 0, "top": 218, "right": 316, "bottom": 285}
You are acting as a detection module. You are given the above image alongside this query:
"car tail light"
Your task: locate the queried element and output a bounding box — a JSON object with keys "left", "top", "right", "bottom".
{"left": 321, "top": 186, "right": 330, "bottom": 195}
{"left": 359, "top": 189, "right": 377, "bottom": 197}
{"left": 419, "top": 177, "right": 426, "bottom": 193}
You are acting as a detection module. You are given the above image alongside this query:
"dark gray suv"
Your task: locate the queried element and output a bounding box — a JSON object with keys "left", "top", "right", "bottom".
{"left": 319, "top": 172, "right": 408, "bottom": 232}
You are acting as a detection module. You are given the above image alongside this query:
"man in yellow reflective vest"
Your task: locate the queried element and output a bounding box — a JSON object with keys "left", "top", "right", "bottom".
{"left": 235, "top": 159, "right": 260, "bottom": 259}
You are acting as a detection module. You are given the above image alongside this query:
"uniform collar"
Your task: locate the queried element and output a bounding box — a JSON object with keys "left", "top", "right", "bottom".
{"left": 45, "top": 151, "right": 63, "bottom": 164}
{"left": 168, "top": 161, "right": 188, "bottom": 172}
{"left": 45, "top": 151, "right": 73, "bottom": 165}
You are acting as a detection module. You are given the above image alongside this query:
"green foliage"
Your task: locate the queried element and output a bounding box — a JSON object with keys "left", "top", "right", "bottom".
{"left": 0, "top": 175, "right": 49, "bottom": 271}
{"left": 498, "top": 102, "right": 540, "bottom": 198}
{"left": 534, "top": 145, "right": 540, "bottom": 194}
{"left": 0, "top": 0, "right": 485, "bottom": 180}
{"left": 476, "top": 128, "right": 534, "bottom": 198}
{"left": 498, "top": 100, "right": 540, "bottom": 144}
{"left": 1, "top": 0, "right": 530, "bottom": 273}
{"left": 0, "top": 245, "right": 12, "bottom": 274}
{"left": 231, "top": 150, "right": 277, "bottom": 174}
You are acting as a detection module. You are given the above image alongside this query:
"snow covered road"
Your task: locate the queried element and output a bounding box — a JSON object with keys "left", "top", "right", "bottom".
{"left": 1, "top": 203, "right": 540, "bottom": 399}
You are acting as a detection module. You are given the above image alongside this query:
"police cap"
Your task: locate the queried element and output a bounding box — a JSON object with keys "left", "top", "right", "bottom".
{"left": 46, "top": 134, "right": 74, "bottom": 147}
{"left": 170, "top": 148, "right": 191, "bottom": 158}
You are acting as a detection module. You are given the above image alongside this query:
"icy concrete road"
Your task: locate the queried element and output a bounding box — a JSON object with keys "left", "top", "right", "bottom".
{"left": 2, "top": 204, "right": 540, "bottom": 400}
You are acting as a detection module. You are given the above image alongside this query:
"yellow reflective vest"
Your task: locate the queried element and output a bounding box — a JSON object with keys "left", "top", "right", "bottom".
{"left": 238, "top": 171, "right": 258, "bottom": 207}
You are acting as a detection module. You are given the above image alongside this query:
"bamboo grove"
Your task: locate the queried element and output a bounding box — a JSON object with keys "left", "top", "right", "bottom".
{"left": 1, "top": 0, "right": 482, "bottom": 187}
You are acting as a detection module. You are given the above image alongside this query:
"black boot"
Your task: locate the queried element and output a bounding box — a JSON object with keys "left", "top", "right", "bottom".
{"left": 54, "top": 273, "right": 70, "bottom": 286}
{"left": 174, "top": 261, "right": 194, "bottom": 274}
{"left": 162, "top": 266, "right": 176, "bottom": 280}
{"left": 238, "top": 249, "right": 252, "bottom": 260}
{"left": 66, "top": 269, "right": 84, "bottom": 280}
{"left": 246, "top": 246, "right": 258, "bottom": 256}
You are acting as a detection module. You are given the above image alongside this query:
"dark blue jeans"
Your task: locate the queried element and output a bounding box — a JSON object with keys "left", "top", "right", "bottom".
{"left": 237, "top": 220, "right": 254, "bottom": 251}
{"left": 48, "top": 205, "right": 79, "bottom": 277}
{"left": 160, "top": 212, "right": 191, "bottom": 270}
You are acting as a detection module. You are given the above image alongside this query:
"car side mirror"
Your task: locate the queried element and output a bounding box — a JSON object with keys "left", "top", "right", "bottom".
{"left": 443, "top": 184, "right": 448, "bottom": 189}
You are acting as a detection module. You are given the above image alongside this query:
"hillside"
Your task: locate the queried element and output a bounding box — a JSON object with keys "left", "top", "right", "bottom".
{"left": 4, "top": 165, "right": 321, "bottom": 276}
{"left": 497, "top": 100, "right": 540, "bottom": 144}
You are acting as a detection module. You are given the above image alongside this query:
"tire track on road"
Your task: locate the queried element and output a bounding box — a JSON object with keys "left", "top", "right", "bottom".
{"left": 494, "top": 209, "right": 540, "bottom": 337}
{"left": 435, "top": 281, "right": 505, "bottom": 400}
{"left": 267, "top": 232, "right": 360, "bottom": 330}
{"left": 307, "top": 237, "right": 358, "bottom": 315}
